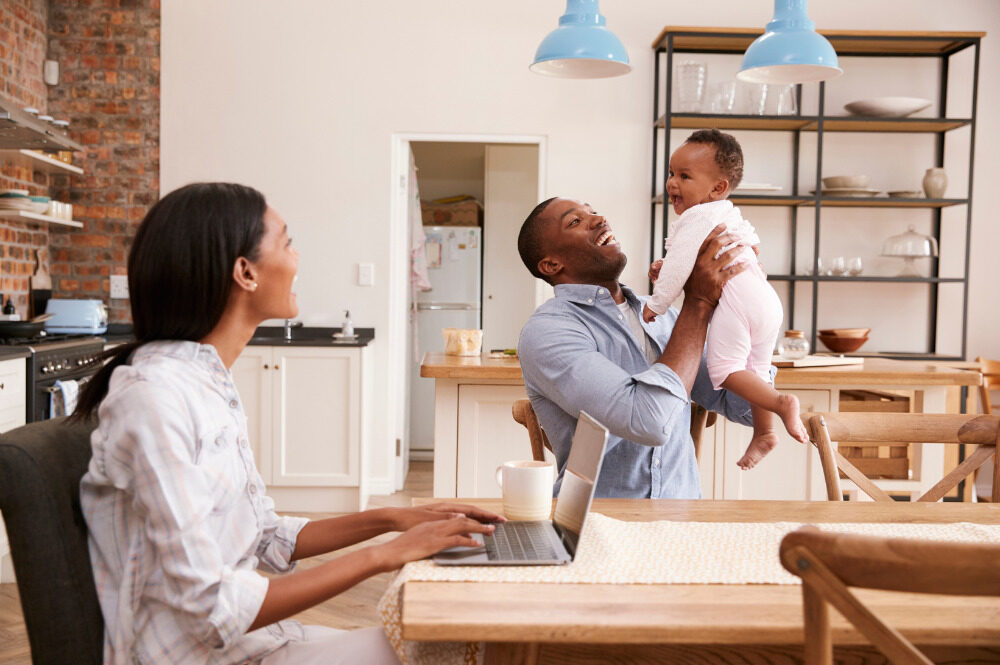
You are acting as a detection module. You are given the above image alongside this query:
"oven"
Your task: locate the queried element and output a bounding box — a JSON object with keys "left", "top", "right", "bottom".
{"left": 16, "top": 336, "right": 106, "bottom": 422}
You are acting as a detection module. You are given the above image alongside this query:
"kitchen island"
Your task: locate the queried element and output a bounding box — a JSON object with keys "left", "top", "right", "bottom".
{"left": 420, "top": 353, "right": 980, "bottom": 501}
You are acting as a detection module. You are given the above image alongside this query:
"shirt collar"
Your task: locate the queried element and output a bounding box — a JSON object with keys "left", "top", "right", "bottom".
{"left": 554, "top": 282, "right": 640, "bottom": 307}
{"left": 131, "top": 339, "right": 227, "bottom": 371}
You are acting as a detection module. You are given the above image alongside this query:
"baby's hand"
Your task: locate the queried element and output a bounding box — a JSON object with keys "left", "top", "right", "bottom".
{"left": 642, "top": 304, "right": 657, "bottom": 323}
{"left": 648, "top": 259, "right": 663, "bottom": 283}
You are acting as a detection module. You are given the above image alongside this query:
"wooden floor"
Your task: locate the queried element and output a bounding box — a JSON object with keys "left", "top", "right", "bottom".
{"left": 0, "top": 462, "right": 432, "bottom": 665}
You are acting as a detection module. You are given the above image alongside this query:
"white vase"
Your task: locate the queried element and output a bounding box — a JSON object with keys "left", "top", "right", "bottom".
{"left": 922, "top": 167, "right": 947, "bottom": 199}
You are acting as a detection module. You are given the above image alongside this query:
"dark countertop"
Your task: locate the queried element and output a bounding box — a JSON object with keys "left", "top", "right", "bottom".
{"left": 0, "top": 347, "right": 31, "bottom": 361}
{"left": 101, "top": 326, "right": 375, "bottom": 348}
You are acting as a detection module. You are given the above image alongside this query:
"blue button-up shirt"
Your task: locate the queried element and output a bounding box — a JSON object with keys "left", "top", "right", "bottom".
{"left": 517, "top": 283, "right": 758, "bottom": 499}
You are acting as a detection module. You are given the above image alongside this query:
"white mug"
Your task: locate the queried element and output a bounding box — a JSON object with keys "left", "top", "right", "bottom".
{"left": 495, "top": 460, "right": 554, "bottom": 521}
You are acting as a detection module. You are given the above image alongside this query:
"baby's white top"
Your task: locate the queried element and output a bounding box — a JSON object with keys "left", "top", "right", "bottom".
{"left": 646, "top": 199, "right": 760, "bottom": 315}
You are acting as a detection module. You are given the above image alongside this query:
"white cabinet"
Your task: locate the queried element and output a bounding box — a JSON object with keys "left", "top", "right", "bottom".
{"left": 232, "top": 345, "right": 371, "bottom": 512}
{"left": 0, "top": 357, "right": 27, "bottom": 582}
{"left": 456, "top": 384, "right": 531, "bottom": 498}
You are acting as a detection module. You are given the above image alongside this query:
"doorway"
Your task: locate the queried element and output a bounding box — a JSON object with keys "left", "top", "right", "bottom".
{"left": 388, "top": 133, "right": 547, "bottom": 489}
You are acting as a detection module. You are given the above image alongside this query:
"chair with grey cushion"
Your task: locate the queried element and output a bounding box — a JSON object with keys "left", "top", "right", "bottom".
{"left": 0, "top": 417, "right": 102, "bottom": 665}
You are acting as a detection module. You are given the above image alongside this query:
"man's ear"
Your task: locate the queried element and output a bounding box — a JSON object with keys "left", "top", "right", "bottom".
{"left": 538, "top": 256, "right": 563, "bottom": 281}
{"left": 233, "top": 256, "right": 258, "bottom": 294}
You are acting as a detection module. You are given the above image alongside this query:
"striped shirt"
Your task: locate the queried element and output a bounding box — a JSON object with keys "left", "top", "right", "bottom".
{"left": 80, "top": 341, "right": 310, "bottom": 665}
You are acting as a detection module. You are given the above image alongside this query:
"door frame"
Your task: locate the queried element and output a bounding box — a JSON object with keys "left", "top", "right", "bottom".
{"left": 389, "top": 133, "right": 547, "bottom": 489}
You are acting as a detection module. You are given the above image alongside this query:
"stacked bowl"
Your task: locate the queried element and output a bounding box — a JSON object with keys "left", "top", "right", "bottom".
{"left": 818, "top": 328, "right": 870, "bottom": 353}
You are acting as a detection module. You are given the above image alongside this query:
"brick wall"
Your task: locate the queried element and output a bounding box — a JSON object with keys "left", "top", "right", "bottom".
{"left": 47, "top": 0, "right": 160, "bottom": 323}
{"left": 0, "top": 0, "right": 50, "bottom": 314}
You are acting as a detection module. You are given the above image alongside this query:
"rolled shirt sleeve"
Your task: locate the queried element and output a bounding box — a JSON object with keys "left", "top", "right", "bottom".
{"left": 255, "top": 494, "right": 309, "bottom": 574}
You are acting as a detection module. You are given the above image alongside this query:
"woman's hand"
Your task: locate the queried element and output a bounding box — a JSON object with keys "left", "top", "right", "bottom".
{"left": 683, "top": 224, "right": 746, "bottom": 308}
{"left": 388, "top": 503, "right": 505, "bottom": 532}
{"left": 374, "top": 516, "right": 496, "bottom": 572}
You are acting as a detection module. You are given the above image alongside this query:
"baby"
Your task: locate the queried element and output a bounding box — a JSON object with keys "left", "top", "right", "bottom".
{"left": 643, "top": 129, "right": 808, "bottom": 469}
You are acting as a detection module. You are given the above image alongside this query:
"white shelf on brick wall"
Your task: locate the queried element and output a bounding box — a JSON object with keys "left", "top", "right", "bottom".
{"left": 14, "top": 149, "right": 84, "bottom": 175}
{"left": 0, "top": 210, "right": 83, "bottom": 228}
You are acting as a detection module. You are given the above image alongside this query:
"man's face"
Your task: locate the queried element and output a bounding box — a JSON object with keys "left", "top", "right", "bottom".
{"left": 537, "top": 198, "right": 626, "bottom": 284}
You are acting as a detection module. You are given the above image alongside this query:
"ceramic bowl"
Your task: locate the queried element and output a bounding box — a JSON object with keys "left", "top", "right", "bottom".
{"left": 819, "top": 334, "right": 869, "bottom": 353}
{"left": 843, "top": 97, "right": 932, "bottom": 118}
{"left": 818, "top": 328, "right": 871, "bottom": 338}
{"left": 822, "top": 175, "right": 870, "bottom": 189}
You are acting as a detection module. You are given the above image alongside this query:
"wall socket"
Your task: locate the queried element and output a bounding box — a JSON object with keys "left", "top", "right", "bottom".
{"left": 110, "top": 274, "right": 129, "bottom": 299}
{"left": 357, "top": 262, "right": 374, "bottom": 286}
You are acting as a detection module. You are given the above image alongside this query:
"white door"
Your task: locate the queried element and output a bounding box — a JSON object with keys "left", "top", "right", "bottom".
{"left": 483, "top": 144, "right": 541, "bottom": 352}
{"left": 272, "top": 347, "right": 359, "bottom": 486}
{"left": 231, "top": 347, "right": 273, "bottom": 482}
{"left": 456, "top": 383, "right": 530, "bottom": 497}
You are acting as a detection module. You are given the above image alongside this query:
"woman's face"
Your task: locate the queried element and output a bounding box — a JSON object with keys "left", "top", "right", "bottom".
{"left": 250, "top": 206, "right": 299, "bottom": 320}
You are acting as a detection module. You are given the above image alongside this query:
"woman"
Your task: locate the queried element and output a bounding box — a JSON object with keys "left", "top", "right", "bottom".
{"left": 76, "top": 183, "right": 498, "bottom": 665}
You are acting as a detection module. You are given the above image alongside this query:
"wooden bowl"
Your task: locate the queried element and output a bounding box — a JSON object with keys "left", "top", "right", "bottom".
{"left": 818, "top": 334, "right": 869, "bottom": 353}
{"left": 818, "top": 327, "right": 870, "bottom": 338}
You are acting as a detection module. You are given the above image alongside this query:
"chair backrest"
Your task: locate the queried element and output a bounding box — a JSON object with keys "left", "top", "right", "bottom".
{"left": 802, "top": 411, "right": 1000, "bottom": 503}
{"left": 512, "top": 399, "right": 552, "bottom": 462}
{"left": 977, "top": 356, "right": 1000, "bottom": 415}
{"left": 0, "top": 417, "right": 102, "bottom": 665}
{"left": 780, "top": 527, "right": 1000, "bottom": 665}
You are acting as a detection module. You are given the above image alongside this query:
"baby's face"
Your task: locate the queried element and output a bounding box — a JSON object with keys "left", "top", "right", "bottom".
{"left": 665, "top": 142, "right": 728, "bottom": 215}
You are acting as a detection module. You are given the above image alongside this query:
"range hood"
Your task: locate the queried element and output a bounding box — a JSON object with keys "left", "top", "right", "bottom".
{"left": 0, "top": 102, "right": 83, "bottom": 152}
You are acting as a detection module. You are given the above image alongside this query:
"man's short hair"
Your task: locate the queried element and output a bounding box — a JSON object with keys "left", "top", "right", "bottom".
{"left": 517, "top": 197, "right": 557, "bottom": 283}
{"left": 686, "top": 129, "right": 744, "bottom": 190}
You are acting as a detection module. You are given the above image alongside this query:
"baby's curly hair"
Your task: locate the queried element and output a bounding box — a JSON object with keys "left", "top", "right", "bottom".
{"left": 685, "top": 129, "right": 744, "bottom": 191}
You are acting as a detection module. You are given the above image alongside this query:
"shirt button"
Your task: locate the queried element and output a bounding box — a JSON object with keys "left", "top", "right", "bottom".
{"left": 599, "top": 289, "right": 605, "bottom": 295}
{"left": 618, "top": 314, "right": 623, "bottom": 320}
{"left": 249, "top": 484, "right": 257, "bottom": 495}
{"left": 587, "top": 298, "right": 593, "bottom": 304}
{"left": 652, "top": 458, "right": 661, "bottom": 468}
{"left": 229, "top": 399, "right": 238, "bottom": 409}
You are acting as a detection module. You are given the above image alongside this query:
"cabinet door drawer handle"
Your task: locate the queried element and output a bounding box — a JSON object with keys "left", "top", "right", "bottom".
{"left": 274, "top": 364, "right": 280, "bottom": 370}
{"left": 263, "top": 364, "right": 269, "bottom": 369}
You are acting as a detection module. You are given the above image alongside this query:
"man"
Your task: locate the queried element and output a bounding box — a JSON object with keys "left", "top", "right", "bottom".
{"left": 516, "top": 197, "right": 763, "bottom": 499}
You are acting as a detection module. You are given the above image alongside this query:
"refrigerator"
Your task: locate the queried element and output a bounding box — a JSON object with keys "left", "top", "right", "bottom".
{"left": 409, "top": 225, "right": 482, "bottom": 454}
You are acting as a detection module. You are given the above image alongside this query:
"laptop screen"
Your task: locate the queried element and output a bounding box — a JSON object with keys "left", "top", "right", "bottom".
{"left": 552, "top": 411, "right": 608, "bottom": 547}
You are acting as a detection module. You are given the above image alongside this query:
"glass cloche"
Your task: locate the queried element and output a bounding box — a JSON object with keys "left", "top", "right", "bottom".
{"left": 881, "top": 225, "right": 938, "bottom": 277}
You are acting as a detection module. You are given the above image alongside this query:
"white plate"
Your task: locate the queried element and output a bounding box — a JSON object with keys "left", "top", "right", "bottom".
{"left": 734, "top": 182, "right": 781, "bottom": 191}
{"left": 809, "top": 187, "right": 881, "bottom": 197}
{"left": 843, "top": 97, "right": 932, "bottom": 118}
{"left": 332, "top": 332, "right": 358, "bottom": 340}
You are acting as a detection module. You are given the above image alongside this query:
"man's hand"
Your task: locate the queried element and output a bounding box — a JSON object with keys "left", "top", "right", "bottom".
{"left": 387, "top": 503, "right": 505, "bottom": 531}
{"left": 683, "top": 224, "right": 747, "bottom": 308}
{"left": 648, "top": 259, "right": 663, "bottom": 284}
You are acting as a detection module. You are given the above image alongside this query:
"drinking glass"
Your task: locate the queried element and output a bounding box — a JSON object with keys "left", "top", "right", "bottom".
{"left": 675, "top": 61, "right": 708, "bottom": 112}
{"left": 829, "top": 256, "right": 847, "bottom": 276}
{"left": 773, "top": 84, "right": 797, "bottom": 115}
{"left": 708, "top": 81, "right": 737, "bottom": 114}
{"left": 847, "top": 257, "right": 863, "bottom": 276}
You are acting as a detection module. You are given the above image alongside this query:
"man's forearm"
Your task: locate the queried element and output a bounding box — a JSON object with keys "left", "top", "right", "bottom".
{"left": 656, "top": 299, "right": 713, "bottom": 394}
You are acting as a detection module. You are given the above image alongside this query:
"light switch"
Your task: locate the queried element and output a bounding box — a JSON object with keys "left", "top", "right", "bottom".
{"left": 357, "top": 262, "right": 374, "bottom": 286}
{"left": 110, "top": 274, "right": 129, "bottom": 299}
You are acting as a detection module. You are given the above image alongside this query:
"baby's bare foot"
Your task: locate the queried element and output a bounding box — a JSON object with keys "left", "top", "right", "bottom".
{"left": 775, "top": 393, "right": 809, "bottom": 443}
{"left": 737, "top": 432, "right": 779, "bottom": 470}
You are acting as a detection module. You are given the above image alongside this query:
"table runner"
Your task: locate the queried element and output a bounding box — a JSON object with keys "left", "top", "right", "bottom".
{"left": 377, "top": 513, "right": 1000, "bottom": 665}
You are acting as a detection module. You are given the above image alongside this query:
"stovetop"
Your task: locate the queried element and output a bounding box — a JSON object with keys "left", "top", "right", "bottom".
{"left": 0, "top": 333, "right": 104, "bottom": 349}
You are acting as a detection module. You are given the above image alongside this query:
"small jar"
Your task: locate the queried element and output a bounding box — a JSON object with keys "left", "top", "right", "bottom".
{"left": 780, "top": 330, "right": 810, "bottom": 359}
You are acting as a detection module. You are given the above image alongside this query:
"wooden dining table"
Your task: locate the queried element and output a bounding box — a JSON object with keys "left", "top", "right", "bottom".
{"left": 402, "top": 498, "right": 1000, "bottom": 665}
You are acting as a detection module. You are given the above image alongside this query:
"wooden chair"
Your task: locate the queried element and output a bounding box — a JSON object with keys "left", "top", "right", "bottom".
{"left": 512, "top": 399, "right": 552, "bottom": 462}
{"left": 780, "top": 526, "right": 1000, "bottom": 665}
{"left": 974, "top": 357, "right": 1000, "bottom": 501}
{"left": 802, "top": 411, "right": 1000, "bottom": 503}
{"left": 513, "top": 399, "right": 716, "bottom": 463}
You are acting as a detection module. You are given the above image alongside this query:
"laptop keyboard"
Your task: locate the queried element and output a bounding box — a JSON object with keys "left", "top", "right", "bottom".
{"left": 483, "top": 521, "right": 559, "bottom": 561}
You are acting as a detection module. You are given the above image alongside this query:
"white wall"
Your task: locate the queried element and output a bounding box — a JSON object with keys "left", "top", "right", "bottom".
{"left": 162, "top": 1, "right": 1000, "bottom": 489}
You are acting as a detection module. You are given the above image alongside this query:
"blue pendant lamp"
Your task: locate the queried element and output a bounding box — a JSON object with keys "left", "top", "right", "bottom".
{"left": 531, "top": 0, "right": 631, "bottom": 79}
{"left": 738, "top": 0, "right": 841, "bottom": 84}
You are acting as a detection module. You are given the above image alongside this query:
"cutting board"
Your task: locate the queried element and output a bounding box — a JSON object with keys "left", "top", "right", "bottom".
{"left": 30, "top": 247, "right": 51, "bottom": 319}
{"left": 773, "top": 354, "right": 865, "bottom": 368}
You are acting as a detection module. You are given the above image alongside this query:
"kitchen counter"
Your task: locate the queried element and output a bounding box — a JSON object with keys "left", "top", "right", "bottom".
{"left": 101, "top": 326, "right": 375, "bottom": 348}
{"left": 419, "top": 353, "right": 979, "bottom": 387}
{"left": 420, "top": 352, "right": 981, "bottom": 501}
{"left": 0, "top": 348, "right": 31, "bottom": 361}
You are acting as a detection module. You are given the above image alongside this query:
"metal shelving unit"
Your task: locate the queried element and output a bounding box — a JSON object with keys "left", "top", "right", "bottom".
{"left": 651, "top": 27, "right": 983, "bottom": 361}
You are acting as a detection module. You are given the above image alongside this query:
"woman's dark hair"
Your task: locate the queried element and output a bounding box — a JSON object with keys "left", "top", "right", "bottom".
{"left": 686, "top": 128, "right": 744, "bottom": 191}
{"left": 73, "top": 182, "right": 267, "bottom": 420}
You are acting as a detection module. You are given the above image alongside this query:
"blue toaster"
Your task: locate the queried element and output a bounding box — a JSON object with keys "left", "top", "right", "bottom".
{"left": 44, "top": 299, "right": 109, "bottom": 334}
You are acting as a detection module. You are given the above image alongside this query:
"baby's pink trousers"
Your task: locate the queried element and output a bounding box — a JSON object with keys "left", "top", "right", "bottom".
{"left": 705, "top": 257, "right": 783, "bottom": 390}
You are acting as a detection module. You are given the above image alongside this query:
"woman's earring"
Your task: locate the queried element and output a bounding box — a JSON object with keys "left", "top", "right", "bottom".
{"left": 251, "top": 282, "right": 258, "bottom": 291}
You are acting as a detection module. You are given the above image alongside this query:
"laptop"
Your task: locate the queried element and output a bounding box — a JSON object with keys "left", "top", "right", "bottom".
{"left": 434, "top": 410, "right": 608, "bottom": 566}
